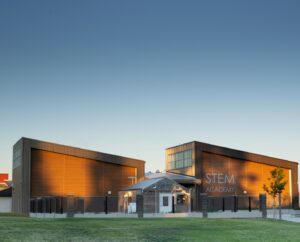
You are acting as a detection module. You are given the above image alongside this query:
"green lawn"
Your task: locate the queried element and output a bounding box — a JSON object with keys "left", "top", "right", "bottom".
{"left": 0, "top": 215, "right": 299, "bottom": 242}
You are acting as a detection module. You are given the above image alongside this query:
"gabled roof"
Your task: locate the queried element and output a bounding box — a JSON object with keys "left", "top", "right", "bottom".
{"left": 123, "top": 178, "right": 163, "bottom": 191}
{"left": 146, "top": 172, "right": 201, "bottom": 184}
{"left": 122, "top": 177, "right": 190, "bottom": 193}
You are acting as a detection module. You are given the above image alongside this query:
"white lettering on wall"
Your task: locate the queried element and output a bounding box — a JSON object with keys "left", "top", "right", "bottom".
{"left": 225, "top": 174, "right": 235, "bottom": 184}
{"left": 205, "top": 186, "right": 235, "bottom": 193}
{"left": 205, "top": 173, "right": 211, "bottom": 184}
{"left": 205, "top": 173, "right": 235, "bottom": 184}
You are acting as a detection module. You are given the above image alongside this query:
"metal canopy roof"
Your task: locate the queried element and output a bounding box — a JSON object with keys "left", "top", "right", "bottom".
{"left": 122, "top": 178, "right": 164, "bottom": 191}
{"left": 146, "top": 172, "right": 201, "bottom": 185}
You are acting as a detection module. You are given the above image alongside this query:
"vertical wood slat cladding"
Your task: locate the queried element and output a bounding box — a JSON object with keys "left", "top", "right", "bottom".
{"left": 166, "top": 141, "right": 299, "bottom": 208}
{"left": 85, "top": 158, "right": 103, "bottom": 196}
{"left": 12, "top": 137, "right": 145, "bottom": 215}
{"left": 30, "top": 149, "right": 136, "bottom": 197}
{"left": 201, "top": 152, "right": 292, "bottom": 207}
{"left": 198, "top": 141, "right": 298, "bottom": 208}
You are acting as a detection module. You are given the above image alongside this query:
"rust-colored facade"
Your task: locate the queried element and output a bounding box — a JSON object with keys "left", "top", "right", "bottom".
{"left": 166, "top": 141, "right": 299, "bottom": 209}
{"left": 12, "top": 138, "right": 145, "bottom": 215}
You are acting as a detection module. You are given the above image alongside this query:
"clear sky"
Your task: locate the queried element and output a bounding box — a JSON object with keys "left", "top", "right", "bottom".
{"left": 0, "top": 1, "right": 300, "bottom": 178}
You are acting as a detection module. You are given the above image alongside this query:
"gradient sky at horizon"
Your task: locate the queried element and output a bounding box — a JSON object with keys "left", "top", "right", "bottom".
{"left": 1, "top": 1, "right": 300, "bottom": 178}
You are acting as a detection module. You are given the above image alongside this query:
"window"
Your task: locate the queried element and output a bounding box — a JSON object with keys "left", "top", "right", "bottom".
{"left": 163, "top": 196, "right": 169, "bottom": 206}
{"left": 176, "top": 159, "right": 183, "bottom": 168}
{"left": 184, "top": 150, "right": 192, "bottom": 167}
{"left": 167, "top": 149, "right": 193, "bottom": 170}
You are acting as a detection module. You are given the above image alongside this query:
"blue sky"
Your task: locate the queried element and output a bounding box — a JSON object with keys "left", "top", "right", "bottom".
{"left": 0, "top": 1, "right": 300, "bottom": 177}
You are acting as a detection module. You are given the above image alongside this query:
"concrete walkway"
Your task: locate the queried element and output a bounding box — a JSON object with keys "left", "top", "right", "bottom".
{"left": 281, "top": 214, "right": 300, "bottom": 223}
{"left": 266, "top": 209, "right": 300, "bottom": 223}
{"left": 29, "top": 209, "right": 300, "bottom": 221}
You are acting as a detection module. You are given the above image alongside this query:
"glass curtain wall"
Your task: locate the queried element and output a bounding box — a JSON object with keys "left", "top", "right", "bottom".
{"left": 167, "top": 150, "right": 192, "bottom": 170}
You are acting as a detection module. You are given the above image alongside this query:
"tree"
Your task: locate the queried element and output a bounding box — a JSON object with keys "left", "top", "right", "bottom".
{"left": 263, "top": 167, "right": 287, "bottom": 220}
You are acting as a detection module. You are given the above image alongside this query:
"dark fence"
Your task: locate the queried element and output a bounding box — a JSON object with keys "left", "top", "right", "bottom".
{"left": 199, "top": 193, "right": 267, "bottom": 218}
{"left": 30, "top": 194, "right": 266, "bottom": 216}
{"left": 201, "top": 195, "right": 260, "bottom": 212}
{"left": 30, "top": 196, "right": 119, "bottom": 214}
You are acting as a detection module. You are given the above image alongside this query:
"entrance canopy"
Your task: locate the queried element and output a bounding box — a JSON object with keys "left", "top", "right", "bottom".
{"left": 119, "top": 178, "right": 191, "bottom": 213}
{"left": 146, "top": 172, "right": 201, "bottom": 185}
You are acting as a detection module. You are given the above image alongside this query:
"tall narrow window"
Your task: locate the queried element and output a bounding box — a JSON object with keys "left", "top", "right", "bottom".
{"left": 163, "top": 196, "right": 169, "bottom": 206}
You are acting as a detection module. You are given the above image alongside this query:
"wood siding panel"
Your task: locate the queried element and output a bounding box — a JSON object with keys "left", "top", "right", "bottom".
{"left": 30, "top": 150, "right": 45, "bottom": 196}
{"left": 84, "top": 158, "right": 104, "bottom": 196}
{"left": 201, "top": 152, "right": 292, "bottom": 207}
{"left": 103, "top": 163, "right": 122, "bottom": 195}
{"left": 64, "top": 155, "right": 86, "bottom": 196}
{"left": 13, "top": 138, "right": 145, "bottom": 215}
{"left": 30, "top": 149, "right": 139, "bottom": 198}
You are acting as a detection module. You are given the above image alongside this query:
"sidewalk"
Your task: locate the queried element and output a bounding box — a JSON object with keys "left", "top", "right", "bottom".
{"left": 267, "top": 209, "right": 300, "bottom": 223}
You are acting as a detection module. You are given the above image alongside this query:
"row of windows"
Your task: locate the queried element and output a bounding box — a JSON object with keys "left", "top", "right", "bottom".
{"left": 167, "top": 150, "right": 193, "bottom": 170}
{"left": 167, "top": 149, "right": 192, "bottom": 162}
